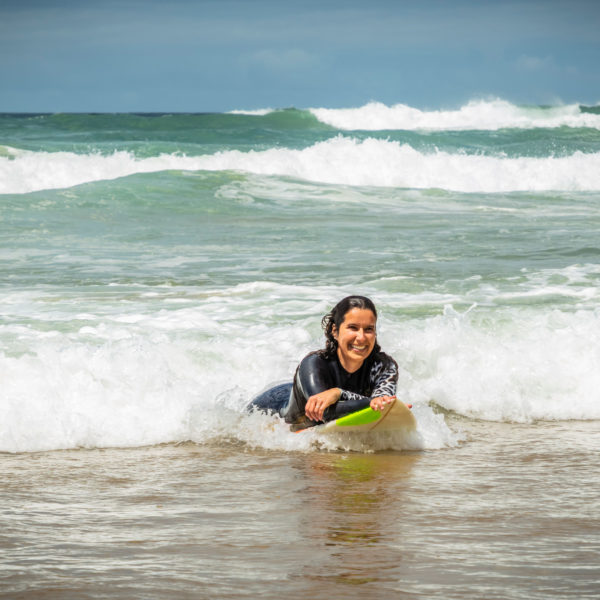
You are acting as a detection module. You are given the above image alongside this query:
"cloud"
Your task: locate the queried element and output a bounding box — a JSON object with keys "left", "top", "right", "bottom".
{"left": 246, "top": 48, "right": 318, "bottom": 71}
{"left": 515, "top": 54, "right": 581, "bottom": 79}
{"left": 516, "top": 55, "right": 554, "bottom": 71}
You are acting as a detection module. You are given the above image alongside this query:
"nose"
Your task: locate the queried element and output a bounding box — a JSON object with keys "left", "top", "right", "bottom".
{"left": 356, "top": 328, "right": 366, "bottom": 342}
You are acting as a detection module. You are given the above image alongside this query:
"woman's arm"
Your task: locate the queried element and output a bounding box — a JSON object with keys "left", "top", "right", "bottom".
{"left": 305, "top": 387, "right": 341, "bottom": 422}
{"left": 369, "top": 354, "right": 399, "bottom": 398}
{"left": 368, "top": 355, "right": 399, "bottom": 411}
{"left": 293, "top": 353, "right": 339, "bottom": 422}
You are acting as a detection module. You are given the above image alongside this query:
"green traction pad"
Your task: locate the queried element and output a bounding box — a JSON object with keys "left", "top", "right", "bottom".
{"left": 335, "top": 407, "right": 381, "bottom": 427}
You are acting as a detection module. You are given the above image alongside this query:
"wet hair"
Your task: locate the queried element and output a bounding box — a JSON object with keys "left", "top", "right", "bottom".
{"left": 319, "top": 295, "right": 380, "bottom": 359}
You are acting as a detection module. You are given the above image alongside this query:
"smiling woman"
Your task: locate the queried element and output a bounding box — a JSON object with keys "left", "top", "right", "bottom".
{"left": 247, "top": 296, "right": 399, "bottom": 431}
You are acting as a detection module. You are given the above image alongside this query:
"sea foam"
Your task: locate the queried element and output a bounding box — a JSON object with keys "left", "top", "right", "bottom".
{"left": 389, "top": 305, "right": 600, "bottom": 423}
{"left": 2, "top": 137, "right": 600, "bottom": 195}
{"left": 309, "top": 99, "right": 600, "bottom": 131}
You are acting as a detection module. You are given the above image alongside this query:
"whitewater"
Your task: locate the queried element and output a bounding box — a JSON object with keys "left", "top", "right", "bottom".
{"left": 308, "top": 98, "right": 600, "bottom": 131}
{"left": 2, "top": 138, "right": 600, "bottom": 195}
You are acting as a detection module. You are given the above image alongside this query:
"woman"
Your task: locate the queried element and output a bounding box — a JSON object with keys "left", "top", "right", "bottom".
{"left": 248, "top": 295, "right": 398, "bottom": 431}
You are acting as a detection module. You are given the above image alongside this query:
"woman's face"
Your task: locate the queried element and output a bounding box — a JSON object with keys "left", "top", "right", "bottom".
{"left": 333, "top": 307, "right": 377, "bottom": 372}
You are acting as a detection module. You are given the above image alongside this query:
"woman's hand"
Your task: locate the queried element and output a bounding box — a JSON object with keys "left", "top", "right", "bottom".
{"left": 305, "top": 388, "right": 341, "bottom": 422}
{"left": 370, "top": 396, "right": 396, "bottom": 412}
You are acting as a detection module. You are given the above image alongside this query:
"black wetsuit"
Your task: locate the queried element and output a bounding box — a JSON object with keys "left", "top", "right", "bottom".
{"left": 248, "top": 349, "right": 398, "bottom": 430}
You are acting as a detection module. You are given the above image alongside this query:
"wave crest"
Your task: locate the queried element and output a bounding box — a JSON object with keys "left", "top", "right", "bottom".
{"left": 3, "top": 137, "right": 600, "bottom": 194}
{"left": 309, "top": 99, "right": 600, "bottom": 131}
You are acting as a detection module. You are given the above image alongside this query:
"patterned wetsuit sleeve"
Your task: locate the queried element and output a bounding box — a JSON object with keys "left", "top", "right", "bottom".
{"left": 370, "top": 354, "right": 398, "bottom": 397}
{"left": 339, "top": 354, "right": 398, "bottom": 403}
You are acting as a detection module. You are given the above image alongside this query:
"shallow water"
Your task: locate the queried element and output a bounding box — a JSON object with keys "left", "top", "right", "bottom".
{"left": 2, "top": 419, "right": 598, "bottom": 599}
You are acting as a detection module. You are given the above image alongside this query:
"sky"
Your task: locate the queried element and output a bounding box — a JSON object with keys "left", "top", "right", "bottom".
{"left": 1, "top": 0, "right": 599, "bottom": 112}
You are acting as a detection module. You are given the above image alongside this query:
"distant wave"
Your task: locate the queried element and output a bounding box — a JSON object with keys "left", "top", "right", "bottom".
{"left": 2, "top": 137, "right": 600, "bottom": 194}
{"left": 228, "top": 108, "right": 275, "bottom": 116}
{"left": 309, "top": 99, "right": 600, "bottom": 131}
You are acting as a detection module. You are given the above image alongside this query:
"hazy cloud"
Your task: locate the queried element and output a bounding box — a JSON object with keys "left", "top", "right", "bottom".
{"left": 516, "top": 55, "right": 554, "bottom": 71}
{"left": 246, "top": 48, "right": 318, "bottom": 71}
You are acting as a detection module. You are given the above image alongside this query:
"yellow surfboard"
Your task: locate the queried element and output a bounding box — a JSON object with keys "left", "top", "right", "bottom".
{"left": 296, "top": 399, "right": 416, "bottom": 434}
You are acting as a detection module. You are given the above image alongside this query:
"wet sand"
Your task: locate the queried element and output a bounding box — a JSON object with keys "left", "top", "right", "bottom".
{"left": 1, "top": 420, "right": 599, "bottom": 599}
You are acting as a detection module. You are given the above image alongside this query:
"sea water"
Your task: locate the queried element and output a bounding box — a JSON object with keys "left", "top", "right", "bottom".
{"left": 1, "top": 100, "right": 599, "bottom": 598}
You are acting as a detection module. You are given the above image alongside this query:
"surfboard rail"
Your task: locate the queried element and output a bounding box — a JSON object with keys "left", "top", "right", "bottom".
{"left": 294, "top": 399, "right": 416, "bottom": 434}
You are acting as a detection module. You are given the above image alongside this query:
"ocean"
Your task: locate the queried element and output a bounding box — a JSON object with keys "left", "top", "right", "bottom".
{"left": 1, "top": 99, "right": 599, "bottom": 598}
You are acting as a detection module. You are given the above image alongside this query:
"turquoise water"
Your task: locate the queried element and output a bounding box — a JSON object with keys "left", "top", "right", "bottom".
{"left": 1, "top": 100, "right": 600, "bottom": 598}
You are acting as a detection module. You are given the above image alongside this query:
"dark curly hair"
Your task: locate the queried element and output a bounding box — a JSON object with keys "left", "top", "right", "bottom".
{"left": 319, "top": 295, "right": 380, "bottom": 359}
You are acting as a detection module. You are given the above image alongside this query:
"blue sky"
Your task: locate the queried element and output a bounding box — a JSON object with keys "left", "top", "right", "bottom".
{"left": 1, "top": 0, "right": 599, "bottom": 112}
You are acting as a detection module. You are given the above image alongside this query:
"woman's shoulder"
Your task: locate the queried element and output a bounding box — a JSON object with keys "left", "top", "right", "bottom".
{"left": 299, "top": 349, "right": 330, "bottom": 366}
{"left": 296, "top": 350, "right": 336, "bottom": 374}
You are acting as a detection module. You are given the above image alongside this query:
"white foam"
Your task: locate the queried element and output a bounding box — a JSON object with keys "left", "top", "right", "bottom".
{"left": 0, "top": 147, "right": 199, "bottom": 194}
{"left": 228, "top": 108, "right": 275, "bottom": 116}
{"left": 2, "top": 137, "right": 600, "bottom": 194}
{"left": 389, "top": 305, "right": 600, "bottom": 423}
{"left": 309, "top": 99, "right": 600, "bottom": 131}
{"left": 2, "top": 278, "right": 600, "bottom": 453}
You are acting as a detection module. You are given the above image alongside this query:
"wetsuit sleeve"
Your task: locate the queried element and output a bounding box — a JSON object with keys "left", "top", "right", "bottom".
{"left": 370, "top": 354, "right": 398, "bottom": 398}
{"left": 295, "top": 353, "right": 335, "bottom": 398}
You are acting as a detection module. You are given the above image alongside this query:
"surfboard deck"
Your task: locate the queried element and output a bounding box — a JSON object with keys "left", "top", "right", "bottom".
{"left": 295, "top": 399, "right": 416, "bottom": 434}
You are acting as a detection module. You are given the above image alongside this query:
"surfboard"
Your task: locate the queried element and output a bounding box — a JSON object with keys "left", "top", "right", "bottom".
{"left": 296, "top": 399, "right": 416, "bottom": 434}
